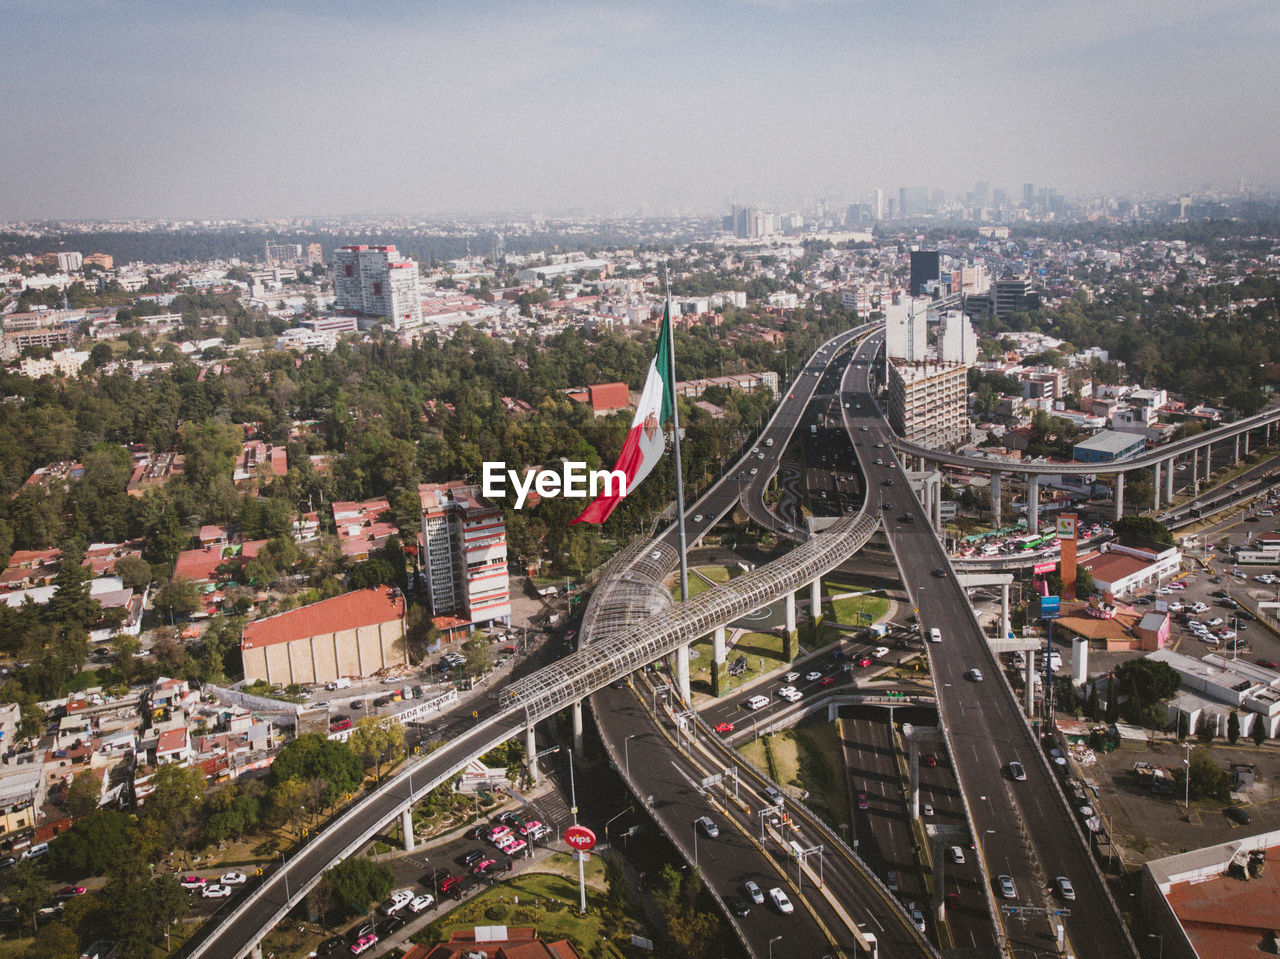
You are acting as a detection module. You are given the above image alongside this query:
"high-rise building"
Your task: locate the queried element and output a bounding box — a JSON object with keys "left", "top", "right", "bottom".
{"left": 419, "top": 482, "right": 511, "bottom": 628}
{"left": 265, "top": 241, "right": 303, "bottom": 266}
{"left": 886, "top": 359, "right": 970, "bottom": 448}
{"left": 873, "top": 189, "right": 887, "bottom": 221}
{"left": 993, "top": 276, "right": 1039, "bottom": 317}
{"left": 909, "top": 250, "right": 941, "bottom": 298}
{"left": 938, "top": 311, "right": 978, "bottom": 364}
{"left": 306, "top": 243, "right": 323, "bottom": 266}
{"left": 332, "top": 245, "right": 422, "bottom": 330}
{"left": 55, "top": 251, "right": 82, "bottom": 272}
{"left": 884, "top": 298, "right": 927, "bottom": 363}
{"left": 899, "top": 186, "right": 928, "bottom": 218}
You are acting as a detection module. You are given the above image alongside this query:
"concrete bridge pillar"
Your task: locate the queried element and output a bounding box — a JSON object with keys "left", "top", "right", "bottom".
{"left": 674, "top": 645, "right": 691, "bottom": 705}
{"left": 933, "top": 473, "right": 942, "bottom": 532}
{"left": 1114, "top": 471, "right": 1125, "bottom": 521}
{"left": 1166, "top": 457, "right": 1175, "bottom": 502}
{"left": 1001, "top": 584, "right": 1011, "bottom": 641}
{"left": 572, "top": 700, "right": 584, "bottom": 755}
{"left": 1204, "top": 442, "right": 1213, "bottom": 482}
{"left": 1152, "top": 461, "right": 1162, "bottom": 512}
{"left": 784, "top": 591, "right": 797, "bottom": 660}
{"left": 1235, "top": 435, "right": 1241, "bottom": 463}
{"left": 251, "top": 945, "right": 264, "bottom": 959}
{"left": 526, "top": 724, "right": 539, "bottom": 784}
{"left": 1024, "top": 649, "right": 1036, "bottom": 717}
{"left": 931, "top": 836, "right": 947, "bottom": 921}
{"left": 1027, "top": 475, "right": 1040, "bottom": 533}
{"left": 1245, "top": 431, "right": 1251, "bottom": 456}
{"left": 809, "top": 578, "right": 822, "bottom": 627}
{"left": 711, "top": 626, "right": 727, "bottom": 697}
{"left": 990, "top": 471, "right": 1001, "bottom": 527}
{"left": 401, "top": 807, "right": 414, "bottom": 852}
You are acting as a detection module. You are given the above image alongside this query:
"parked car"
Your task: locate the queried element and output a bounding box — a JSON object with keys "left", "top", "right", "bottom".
{"left": 202, "top": 883, "right": 232, "bottom": 899}
{"left": 1226, "top": 806, "right": 1253, "bottom": 825}
{"left": 376, "top": 915, "right": 406, "bottom": 937}
{"left": 220, "top": 871, "right": 247, "bottom": 886}
{"left": 349, "top": 933, "right": 378, "bottom": 955}
{"left": 408, "top": 893, "right": 435, "bottom": 914}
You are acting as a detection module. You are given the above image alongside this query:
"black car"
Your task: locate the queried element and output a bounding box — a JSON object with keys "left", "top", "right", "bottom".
{"left": 460, "top": 849, "right": 484, "bottom": 866}
{"left": 351, "top": 920, "right": 377, "bottom": 940}
{"left": 317, "top": 937, "right": 346, "bottom": 956}
{"left": 725, "top": 892, "right": 751, "bottom": 917}
{"left": 1226, "top": 806, "right": 1253, "bottom": 825}
{"left": 464, "top": 824, "right": 487, "bottom": 840}
{"left": 377, "top": 915, "right": 406, "bottom": 937}
{"left": 932, "top": 568, "right": 947, "bottom": 578}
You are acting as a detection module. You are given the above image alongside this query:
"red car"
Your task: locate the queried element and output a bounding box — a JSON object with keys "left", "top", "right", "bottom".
{"left": 924, "top": 753, "right": 938, "bottom": 767}
{"left": 471, "top": 859, "right": 497, "bottom": 875}
{"left": 857, "top": 793, "right": 869, "bottom": 810}
{"left": 714, "top": 722, "right": 735, "bottom": 734}
{"left": 818, "top": 677, "right": 836, "bottom": 687}
{"left": 1258, "top": 658, "right": 1278, "bottom": 669}
{"left": 856, "top": 656, "right": 872, "bottom": 668}
{"left": 55, "top": 886, "right": 86, "bottom": 898}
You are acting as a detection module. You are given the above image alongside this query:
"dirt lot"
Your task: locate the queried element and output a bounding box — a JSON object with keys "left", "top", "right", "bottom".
{"left": 1084, "top": 737, "right": 1280, "bottom": 864}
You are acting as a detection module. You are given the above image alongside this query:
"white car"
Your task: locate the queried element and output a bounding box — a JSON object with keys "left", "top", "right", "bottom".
{"left": 769, "top": 886, "right": 794, "bottom": 914}
{"left": 805, "top": 671, "right": 822, "bottom": 682}
{"left": 219, "top": 871, "right": 247, "bottom": 886}
{"left": 778, "top": 686, "right": 802, "bottom": 702}
{"left": 948, "top": 846, "right": 965, "bottom": 864}
{"left": 922, "top": 802, "right": 934, "bottom": 816}
{"left": 784, "top": 671, "right": 800, "bottom": 682}
{"left": 408, "top": 893, "right": 435, "bottom": 913}
{"left": 202, "top": 883, "right": 232, "bottom": 899}
{"left": 380, "top": 889, "right": 415, "bottom": 915}
{"left": 872, "top": 646, "right": 889, "bottom": 659}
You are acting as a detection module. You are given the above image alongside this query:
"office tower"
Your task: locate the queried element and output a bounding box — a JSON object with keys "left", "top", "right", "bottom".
{"left": 884, "top": 298, "right": 927, "bottom": 363}
{"left": 332, "top": 245, "right": 423, "bottom": 330}
{"left": 1023, "top": 183, "right": 1035, "bottom": 207}
{"left": 909, "top": 250, "right": 941, "bottom": 297}
{"left": 873, "top": 189, "right": 887, "bottom": 221}
{"left": 938, "top": 311, "right": 978, "bottom": 364}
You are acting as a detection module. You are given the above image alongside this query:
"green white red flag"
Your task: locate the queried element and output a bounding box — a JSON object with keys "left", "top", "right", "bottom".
{"left": 570, "top": 304, "right": 675, "bottom": 524}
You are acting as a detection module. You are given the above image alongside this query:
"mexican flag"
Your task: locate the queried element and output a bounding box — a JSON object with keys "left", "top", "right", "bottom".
{"left": 571, "top": 304, "right": 675, "bottom": 524}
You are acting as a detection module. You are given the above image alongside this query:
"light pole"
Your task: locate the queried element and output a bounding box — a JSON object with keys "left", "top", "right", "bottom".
{"left": 769, "top": 935, "right": 783, "bottom": 958}
{"left": 1148, "top": 932, "right": 1163, "bottom": 959}
{"left": 280, "top": 850, "right": 290, "bottom": 903}
{"left": 605, "top": 807, "right": 631, "bottom": 848}
{"left": 692, "top": 819, "right": 699, "bottom": 868}
{"left": 624, "top": 733, "right": 638, "bottom": 780}
{"left": 1184, "top": 741, "right": 1192, "bottom": 812}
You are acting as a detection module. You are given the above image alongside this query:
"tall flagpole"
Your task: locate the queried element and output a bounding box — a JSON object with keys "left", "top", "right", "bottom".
{"left": 665, "top": 262, "right": 692, "bottom": 705}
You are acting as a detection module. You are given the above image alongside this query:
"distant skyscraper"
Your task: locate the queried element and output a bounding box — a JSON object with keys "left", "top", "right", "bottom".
{"left": 899, "top": 186, "right": 928, "bottom": 218}
{"left": 333, "top": 245, "right": 422, "bottom": 330}
{"left": 873, "top": 189, "right": 887, "bottom": 221}
{"left": 909, "top": 250, "right": 941, "bottom": 297}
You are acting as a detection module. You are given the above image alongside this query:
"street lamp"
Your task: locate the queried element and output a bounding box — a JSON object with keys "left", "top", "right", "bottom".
{"left": 769, "top": 935, "right": 783, "bottom": 958}
{"left": 624, "top": 733, "right": 638, "bottom": 780}
{"left": 1148, "top": 932, "right": 1163, "bottom": 959}
{"left": 1184, "top": 741, "right": 1192, "bottom": 811}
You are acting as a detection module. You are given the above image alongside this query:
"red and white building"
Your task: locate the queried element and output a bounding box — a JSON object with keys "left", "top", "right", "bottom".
{"left": 419, "top": 482, "right": 511, "bottom": 629}
{"left": 332, "top": 244, "right": 422, "bottom": 330}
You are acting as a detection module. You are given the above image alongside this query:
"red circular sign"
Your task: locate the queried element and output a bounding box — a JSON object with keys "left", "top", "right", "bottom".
{"left": 563, "top": 825, "right": 597, "bottom": 851}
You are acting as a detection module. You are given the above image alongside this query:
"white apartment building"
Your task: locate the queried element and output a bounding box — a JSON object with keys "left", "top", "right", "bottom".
{"left": 19, "top": 348, "right": 89, "bottom": 378}
{"left": 884, "top": 297, "right": 927, "bottom": 363}
{"left": 886, "top": 359, "right": 970, "bottom": 448}
{"left": 938, "top": 311, "right": 978, "bottom": 364}
{"left": 332, "top": 245, "right": 422, "bottom": 330}
{"left": 419, "top": 482, "right": 511, "bottom": 629}
{"left": 55, "top": 251, "right": 83, "bottom": 272}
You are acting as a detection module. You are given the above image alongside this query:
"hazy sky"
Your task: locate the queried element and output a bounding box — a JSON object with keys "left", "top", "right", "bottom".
{"left": 3, "top": 0, "right": 1278, "bottom": 220}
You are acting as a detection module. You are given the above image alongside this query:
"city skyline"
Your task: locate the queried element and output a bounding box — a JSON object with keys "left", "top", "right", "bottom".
{"left": 3, "top": 0, "right": 1279, "bottom": 220}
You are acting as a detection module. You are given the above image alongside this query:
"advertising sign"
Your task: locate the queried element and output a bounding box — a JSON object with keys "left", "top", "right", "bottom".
{"left": 563, "top": 825, "right": 597, "bottom": 851}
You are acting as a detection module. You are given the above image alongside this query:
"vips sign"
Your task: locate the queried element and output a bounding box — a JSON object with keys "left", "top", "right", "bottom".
{"left": 563, "top": 825, "right": 597, "bottom": 851}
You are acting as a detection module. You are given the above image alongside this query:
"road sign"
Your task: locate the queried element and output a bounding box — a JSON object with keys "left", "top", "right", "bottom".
{"left": 563, "top": 825, "right": 597, "bottom": 851}
{"left": 1038, "top": 596, "right": 1060, "bottom": 621}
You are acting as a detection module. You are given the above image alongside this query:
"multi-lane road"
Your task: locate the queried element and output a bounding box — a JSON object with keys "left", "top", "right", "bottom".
{"left": 842, "top": 331, "right": 1138, "bottom": 959}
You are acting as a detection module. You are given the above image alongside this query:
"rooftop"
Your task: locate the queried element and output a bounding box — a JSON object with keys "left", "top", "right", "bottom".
{"left": 241, "top": 586, "right": 404, "bottom": 651}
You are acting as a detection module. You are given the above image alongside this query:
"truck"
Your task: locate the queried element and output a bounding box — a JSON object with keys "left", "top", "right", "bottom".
{"left": 326, "top": 677, "right": 352, "bottom": 690}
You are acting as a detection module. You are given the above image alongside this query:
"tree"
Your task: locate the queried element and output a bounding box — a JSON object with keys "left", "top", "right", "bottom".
{"left": 270, "top": 734, "right": 363, "bottom": 805}
{"left": 463, "top": 631, "right": 492, "bottom": 679}
{"left": 64, "top": 771, "right": 101, "bottom": 818}
{"left": 46, "top": 541, "right": 100, "bottom": 631}
{"left": 48, "top": 809, "right": 137, "bottom": 878}
{"left": 1179, "top": 747, "right": 1231, "bottom": 802}
{"left": 322, "top": 857, "right": 394, "bottom": 916}
{"left": 25, "top": 921, "right": 78, "bottom": 959}
{"left": 153, "top": 577, "right": 203, "bottom": 620}
{"left": 1252, "top": 719, "right": 1267, "bottom": 747}
{"left": 1228, "top": 711, "right": 1241, "bottom": 745}
{"left": 8, "top": 860, "right": 50, "bottom": 933}
{"left": 146, "top": 763, "right": 206, "bottom": 848}
{"left": 348, "top": 718, "right": 406, "bottom": 781}
{"left": 115, "top": 555, "right": 152, "bottom": 591}
{"left": 1111, "top": 516, "right": 1173, "bottom": 548}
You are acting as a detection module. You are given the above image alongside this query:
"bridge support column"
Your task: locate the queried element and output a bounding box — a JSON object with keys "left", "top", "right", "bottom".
{"left": 1027, "top": 475, "right": 1040, "bottom": 532}
{"left": 990, "top": 471, "right": 1001, "bottom": 527}
{"left": 571, "top": 700, "right": 584, "bottom": 755}
{"left": 1235, "top": 435, "right": 1240, "bottom": 463}
{"left": 782, "top": 592, "right": 797, "bottom": 660}
{"left": 251, "top": 945, "right": 264, "bottom": 959}
{"left": 526, "top": 725, "right": 539, "bottom": 784}
{"left": 711, "top": 626, "right": 727, "bottom": 697}
{"left": 933, "top": 473, "right": 942, "bottom": 532}
{"left": 1204, "top": 443, "right": 1213, "bottom": 482}
{"left": 401, "top": 807, "right": 414, "bottom": 852}
{"left": 931, "top": 836, "right": 947, "bottom": 922}
{"left": 1152, "top": 461, "right": 1162, "bottom": 511}
{"left": 1024, "top": 650, "right": 1036, "bottom": 717}
{"left": 809, "top": 578, "right": 822, "bottom": 627}
{"left": 1001, "top": 584, "right": 1010, "bottom": 641}
{"left": 1114, "top": 471, "right": 1125, "bottom": 521}
{"left": 1166, "top": 457, "right": 1175, "bottom": 502}
{"left": 1245, "top": 431, "right": 1251, "bottom": 455}
{"left": 674, "top": 645, "right": 691, "bottom": 705}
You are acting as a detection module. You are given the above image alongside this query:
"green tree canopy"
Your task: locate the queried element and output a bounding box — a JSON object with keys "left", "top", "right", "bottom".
{"left": 270, "top": 733, "right": 363, "bottom": 804}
